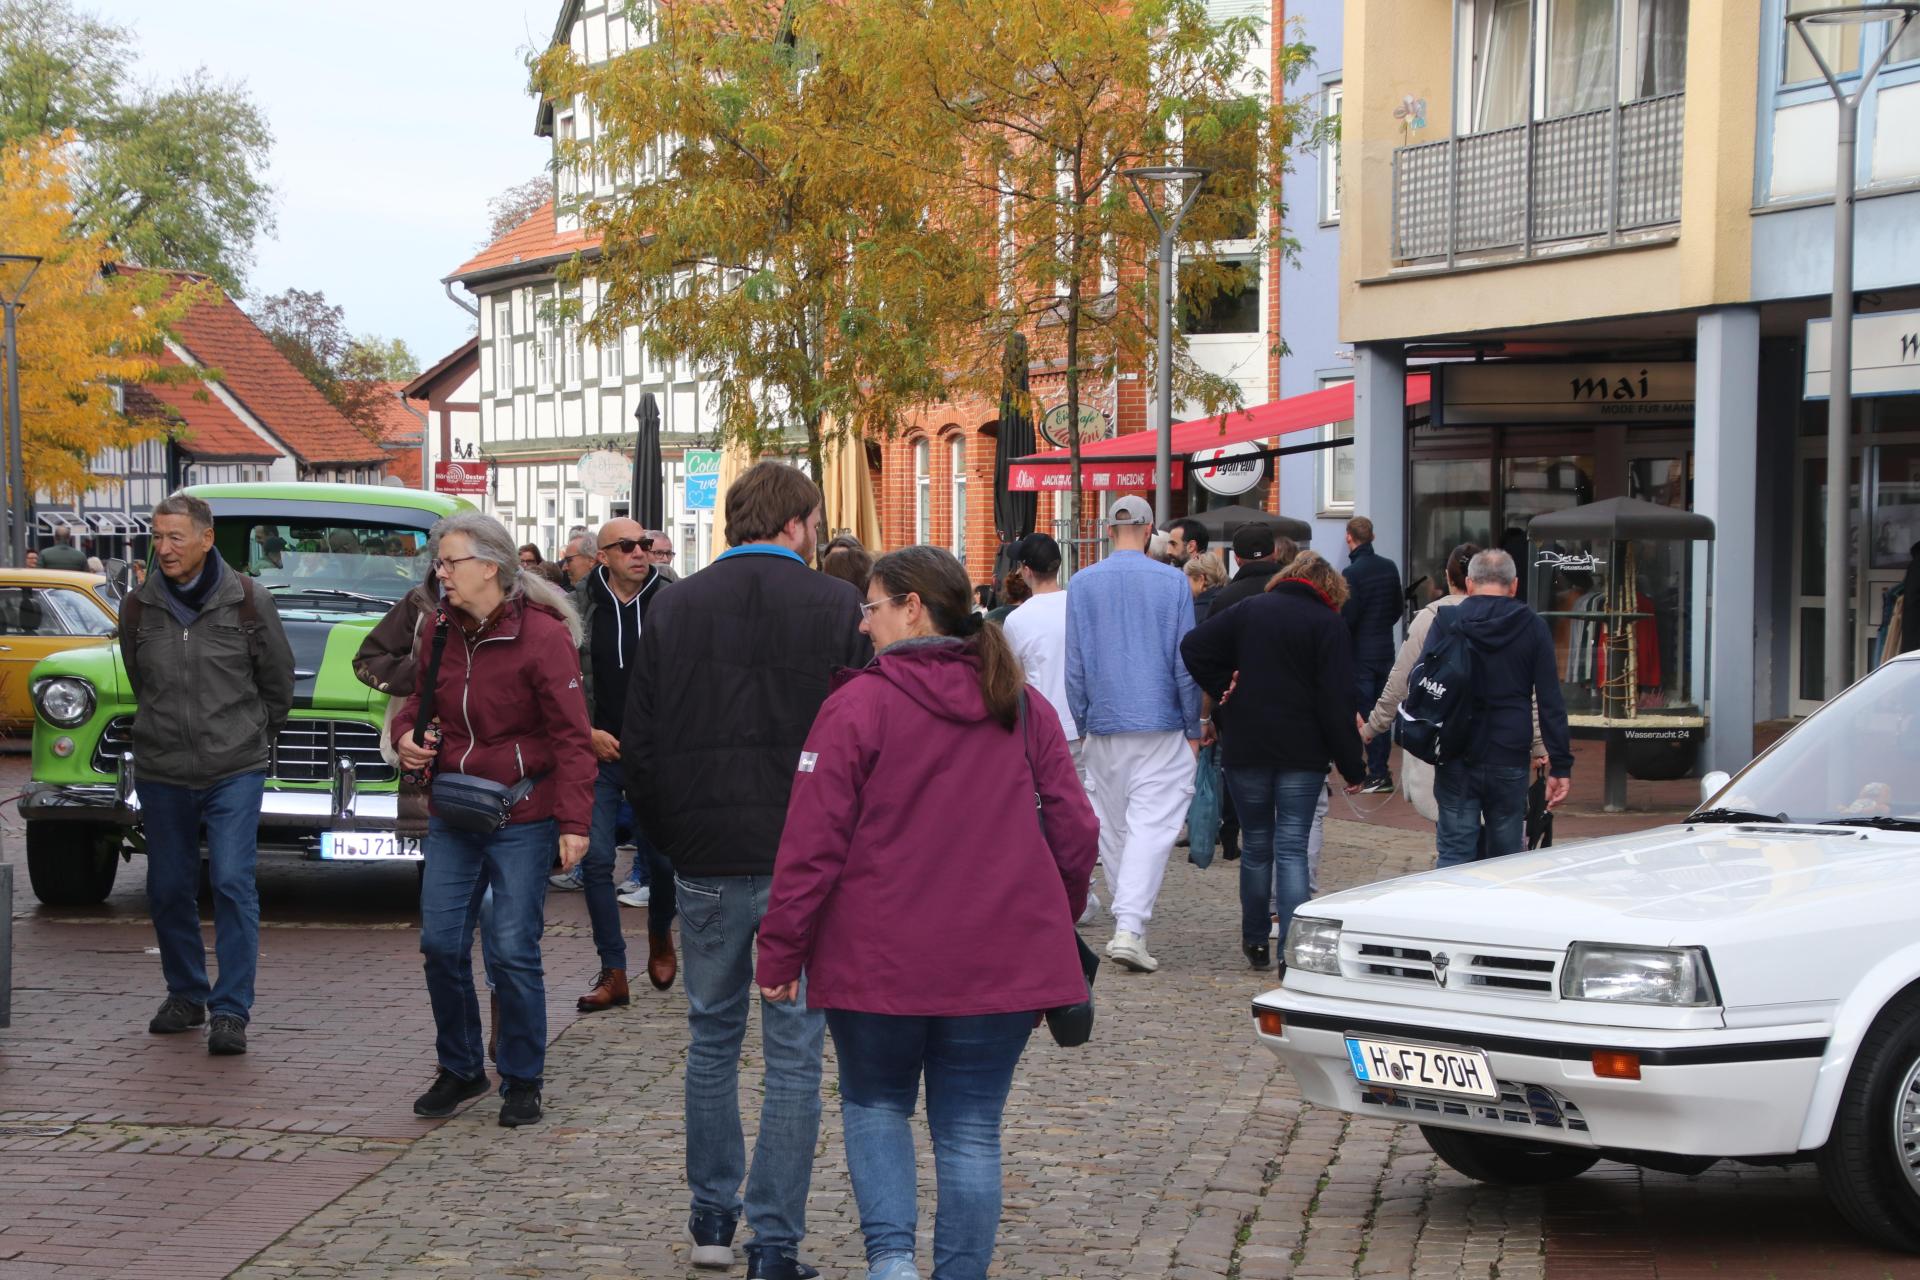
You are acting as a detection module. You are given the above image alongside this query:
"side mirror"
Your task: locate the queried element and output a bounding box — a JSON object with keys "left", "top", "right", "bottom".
{"left": 1699, "top": 770, "right": 1732, "bottom": 807}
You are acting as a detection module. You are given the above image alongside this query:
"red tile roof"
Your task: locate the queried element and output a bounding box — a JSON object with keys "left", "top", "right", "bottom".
{"left": 366, "top": 382, "right": 427, "bottom": 446}
{"left": 447, "top": 200, "right": 600, "bottom": 281}
{"left": 126, "top": 351, "right": 281, "bottom": 462}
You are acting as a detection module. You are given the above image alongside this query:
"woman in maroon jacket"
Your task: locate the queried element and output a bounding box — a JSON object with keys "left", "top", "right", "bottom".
{"left": 392, "top": 513, "right": 594, "bottom": 1129}
{"left": 758, "top": 545, "right": 1097, "bottom": 1280}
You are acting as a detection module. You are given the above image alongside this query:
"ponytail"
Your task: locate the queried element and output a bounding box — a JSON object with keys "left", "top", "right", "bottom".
{"left": 970, "top": 619, "right": 1024, "bottom": 730}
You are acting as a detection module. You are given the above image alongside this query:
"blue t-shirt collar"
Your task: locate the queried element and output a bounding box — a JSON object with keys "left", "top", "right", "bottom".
{"left": 717, "top": 543, "right": 807, "bottom": 565}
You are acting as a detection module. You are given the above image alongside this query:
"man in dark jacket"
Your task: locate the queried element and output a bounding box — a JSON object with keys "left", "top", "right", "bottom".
{"left": 623, "top": 460, "right": 869, "bottom": 1280}
{"left": 1341, "top": 516, "right": 1403, "bottom": 792}
{"left": 1211, "top": 526, "right": 1296, "bottom": 615}
{"left": 562, "top": 517, "right": 670, "bottom": 1012}
{"left": 1430, "top": 548, "right": 1573, "bottom": 868}
{"left": 125, "top": 493, "right": 295, "bottom": 1056}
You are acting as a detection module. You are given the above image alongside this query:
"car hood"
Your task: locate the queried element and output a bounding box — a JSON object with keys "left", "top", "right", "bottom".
{"left": 277, "top": 612, "right": 380, "bottom": 711}
{"left": 1313, "top": 822, "right": 1920, "bottom": 950}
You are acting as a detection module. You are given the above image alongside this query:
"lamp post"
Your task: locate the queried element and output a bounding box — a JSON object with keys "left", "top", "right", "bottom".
{"left": 0, "top": 254, "right": 43, "bottom": 568}
{"left": 1788, "top": 3, "right": 1918, "bottom": 700}
{"left": 1123, "top": 166, "right": 1209, "bottom": 529}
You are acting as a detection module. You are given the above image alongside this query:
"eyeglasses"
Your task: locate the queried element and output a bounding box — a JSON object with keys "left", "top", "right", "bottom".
{"left": 600, "top": 538, "right": 651, "bottom": 555}
{"left": 432, "top": 555, "right": 480, "bottom": 572}
{"left": 859, "top": 593, "right": 906, "bottom": 619}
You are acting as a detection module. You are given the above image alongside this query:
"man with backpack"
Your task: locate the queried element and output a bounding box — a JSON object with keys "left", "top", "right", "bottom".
{"left": 1399, "top": 548, "right": 1572, "bottom": 867}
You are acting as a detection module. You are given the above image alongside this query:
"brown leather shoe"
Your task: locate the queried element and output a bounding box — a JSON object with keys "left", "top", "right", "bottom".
{"left": 576, "top": 967, "right": 630, "bottom": 1012}
{"left": 647, "top": 931, "right": 677, "bottom": 991}
{"left": 487, "top": 992, "right": 499, "bottom": 1064}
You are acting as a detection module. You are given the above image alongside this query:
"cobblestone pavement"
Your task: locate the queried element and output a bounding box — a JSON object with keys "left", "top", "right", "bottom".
{"left": 8, "top": 736, "right": 1920, "bottom": 1278}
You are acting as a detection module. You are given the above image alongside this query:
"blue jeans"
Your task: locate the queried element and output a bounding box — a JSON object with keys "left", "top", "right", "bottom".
{"left": 1434, "top": 763, "right": 1530, "bottom": 868}
{"left": 138, "top": 771, "right": 267, "bottom": 1021}
{"left": 1354, "top": 657, "right": 1393, "bottom": 781}
{"left": 420, "top": 817, "right": 555, "bottom": 1088}
{"left": 604, "top": 782, "right": 677, "bottom": 938}
{"left": 583, "top": 762, "right": 629, "bottom": 970}
{"left": 678, "top": 873, "right": 824, "bottom": 1254}
{"left": 1224, "top": 767, "right": 1325, "bottom": 949}
{"left": 827, "top": 1010, "right": 1034, "bottom": 1280}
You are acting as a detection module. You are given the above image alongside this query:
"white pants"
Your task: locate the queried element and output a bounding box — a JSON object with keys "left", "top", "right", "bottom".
{"left": 1082, "top": 730, "right": 1195, "bottom": 938}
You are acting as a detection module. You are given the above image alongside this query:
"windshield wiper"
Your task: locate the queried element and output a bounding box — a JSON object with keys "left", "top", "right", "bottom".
{"left": 1689, "top": 806, "right": 1790, "bottom": 824}
{"left": 264, "top": 585, "right": 390, "bottom": 605}
{"left": 1817, "top": 815, "right": 1920, "bottom": 832}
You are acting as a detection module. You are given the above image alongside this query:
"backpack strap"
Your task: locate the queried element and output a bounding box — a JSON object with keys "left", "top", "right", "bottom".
{"left": 237, "top": 573, "right": 262, "bottom": 662}
{"left": 118, "top": 593, "right": 145, "bottom": 691}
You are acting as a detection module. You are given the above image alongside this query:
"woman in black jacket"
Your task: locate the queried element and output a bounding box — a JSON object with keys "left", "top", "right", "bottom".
{"left": 1180, "top": 551, "right": 1367, "bottom": 968}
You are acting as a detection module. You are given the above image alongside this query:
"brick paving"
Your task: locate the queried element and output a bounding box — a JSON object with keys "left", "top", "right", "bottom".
{"left": 8, "top": 742, "right": 1920, "bottom": 1278}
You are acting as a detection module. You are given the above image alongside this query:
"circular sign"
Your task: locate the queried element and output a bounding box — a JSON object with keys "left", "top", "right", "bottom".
{"left": 1192, "top": 442, "right": 1266, "bottom": 497}
{"left": 1037, "top": 403, "right": 1110, "bottom": 450}
{"left": 577, "top": 450, "right": 630, "bottom": 499}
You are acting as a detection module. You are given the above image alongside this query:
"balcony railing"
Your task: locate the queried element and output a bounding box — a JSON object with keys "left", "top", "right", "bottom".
{"left": 1393, "top": 91, "right": 1685, "bottom": 266}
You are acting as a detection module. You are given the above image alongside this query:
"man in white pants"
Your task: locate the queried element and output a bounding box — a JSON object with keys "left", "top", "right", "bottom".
{"left": 1066, "top": 496, "right": 1203, "bottom": 973}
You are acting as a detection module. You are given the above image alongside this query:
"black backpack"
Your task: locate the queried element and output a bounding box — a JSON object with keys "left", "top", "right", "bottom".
{"left": 1395, "top": 609, "right": 1480, "bottom": 766}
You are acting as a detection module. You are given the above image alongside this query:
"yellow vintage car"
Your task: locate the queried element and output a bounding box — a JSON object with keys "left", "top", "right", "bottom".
{"left": 0, "top": 568, "right": 121, "bottom": 734}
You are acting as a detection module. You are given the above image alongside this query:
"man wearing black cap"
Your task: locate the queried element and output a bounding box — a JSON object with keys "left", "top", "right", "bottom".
{"left": 1212, "top": 526, "right": 1298, "bottom": 615}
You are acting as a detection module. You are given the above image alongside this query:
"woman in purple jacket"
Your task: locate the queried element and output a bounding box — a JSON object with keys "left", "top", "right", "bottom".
{"left": 758, "top": 545, "right": 1098, "bottom": 1280}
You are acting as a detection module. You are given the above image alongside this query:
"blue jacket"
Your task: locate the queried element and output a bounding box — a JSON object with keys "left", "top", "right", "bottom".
{"left": 1341, "top": 541, "right": 1403, "bottom": 665}
{"left": 1065, "top": 551, "right": 1202, "bottom": 738}
{"left": 1439, "top": 593, "right": 1574, "bottom": 777}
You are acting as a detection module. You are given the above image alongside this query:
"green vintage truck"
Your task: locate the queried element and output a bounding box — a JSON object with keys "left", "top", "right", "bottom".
{"left": 22, "top": 482, "right": 473, "bottom": 905}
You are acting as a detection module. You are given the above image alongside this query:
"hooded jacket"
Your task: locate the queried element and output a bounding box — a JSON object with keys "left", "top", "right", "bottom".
{"left": 391, "top": 595, "right": 595, "bottom": 836}
{"left": 1210, "top": 558, "right": 1283, "bottom": 616}
{"left": 1180, "top": 578, "right": 1367, "bottom": 783}
{"left": 1444, "top": 593, "right": 1574, "bottom": 777}
{"left": 756, "top": 638, "right": 1099, "bottom": 1016}
{"left": 574, "top": 565, "right": 667, "bottom": 735}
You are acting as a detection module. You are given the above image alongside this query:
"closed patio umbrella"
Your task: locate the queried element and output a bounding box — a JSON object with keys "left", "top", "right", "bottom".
{"left": 992, "top": 333, "right": 1037, "bottom": 568}
{"left": 822, "top": 421, "right": 883, "bottom": 550}
{"left": 1188, "top": 502, "right": 1312, "bottom": 545}
{"left": 631, "top": 392, "right": 665, "bottom": 532}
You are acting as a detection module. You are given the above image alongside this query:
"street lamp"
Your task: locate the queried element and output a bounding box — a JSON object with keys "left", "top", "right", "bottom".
{"left": 1124, "top": 165, "right": 1209, "bottom": 529}
{"left": 1787, "top": 3, "right": 1919, "bottom": 699}
{"left": 0, "top": 254, "right": 43, "bottom": 569}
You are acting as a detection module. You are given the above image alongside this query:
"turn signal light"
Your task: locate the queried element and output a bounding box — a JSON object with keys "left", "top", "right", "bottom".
{"left": 1254, "top": 1008, "right": 1285, "bottom": 1037}
{"left": 1591, "top": 1050, "right": 1642, "bottom": 1080}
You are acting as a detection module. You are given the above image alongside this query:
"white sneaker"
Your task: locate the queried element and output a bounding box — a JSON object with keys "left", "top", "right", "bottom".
{"left": 548, "top": 866, "right": 584, "bottom": 891}
{"left": 1078, "top": 890, "right": 1101, "bottom": 926}
{"left": 1106, "top": 930, "right": 1159, "bottom": 973}
{"left": 617, "top": 879, "right": 651, "bottom": 908}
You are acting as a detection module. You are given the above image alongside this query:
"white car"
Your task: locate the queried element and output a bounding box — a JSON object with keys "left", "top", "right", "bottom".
{"left": 1254, "top": 647, "right": 1920, "bottom": 1252}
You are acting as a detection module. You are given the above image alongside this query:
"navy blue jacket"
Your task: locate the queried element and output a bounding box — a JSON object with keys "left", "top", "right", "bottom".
{"left": 1341, "top": 542, "right": 1403, "bottom": 665}
{"left": 1440, "top": 593, "right": 1574, "bottom": 777}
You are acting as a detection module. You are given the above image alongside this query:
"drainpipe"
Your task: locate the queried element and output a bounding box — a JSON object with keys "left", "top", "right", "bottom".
{"left": 399, "top": 392, "right": 430, "bottom": 490}
{"left": 443, "top": 279, "right": 479, "bottom": 319}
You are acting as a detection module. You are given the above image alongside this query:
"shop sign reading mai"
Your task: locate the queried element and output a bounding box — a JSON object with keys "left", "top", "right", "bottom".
{"left": 1436, "top": 362, "right": 1695, "bottom": 427}
{"left": 1192, "top": 441, "right": 1266, "bottom": 497}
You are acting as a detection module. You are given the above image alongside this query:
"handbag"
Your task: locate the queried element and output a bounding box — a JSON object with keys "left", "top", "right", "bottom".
{"left": 1186, "top": 743, "right": 1222, "bottom": 869}
{"left": 1019, "top": 691, "right": 1099, "bottom": 1048}
{"left": 431, "top": 771, "right": 544, "bottom": 835}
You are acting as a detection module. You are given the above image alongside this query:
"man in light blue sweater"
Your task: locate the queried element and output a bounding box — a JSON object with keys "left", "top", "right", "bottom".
{"left": 1067, "top": 495, "right": 1203, "bottom": 973}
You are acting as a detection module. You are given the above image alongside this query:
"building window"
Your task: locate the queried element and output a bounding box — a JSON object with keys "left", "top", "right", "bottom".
{"left": 1183, "top": 101, "right": 1260, "bottom": 241}
{"left": 1895, "top": 10, "right": 1920, "bottom": 65}
{"left": 1458, "top": 0, "right": 1687, "bottom": 130}
{"left": 557, "top": 112, "right": 578, "bottom": 207}
{"left": 949, "top": 434, "right": 968, "bottom": 563}
{"left": 1461, "top": 0, "right": 1532, "bottom": 131}
{"left": 1321, "top": 82, "right": 1343, "bottom": 223}
{"left": 913, "top": 438, "right": 930, "bottom": 544}
{"left": 1317, "top": 378, "right": 1356, "bottom": 518}
{"left": 1178, "top": 257, "right": 1260, "bottom": 335}
{"left": 493, "top": 301, "right": 511, "bottom": 390}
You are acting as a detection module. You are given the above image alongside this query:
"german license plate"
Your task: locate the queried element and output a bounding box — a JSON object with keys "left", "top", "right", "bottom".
{"left": 1345, "top": 1034, "right": 1498, "bottom": 1100}
{"left": 319, "top": 831, "right": 422, "bottom": 862}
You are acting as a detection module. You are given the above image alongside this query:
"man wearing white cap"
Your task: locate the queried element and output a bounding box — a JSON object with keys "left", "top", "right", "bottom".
{"left": 1066, "top": 495, "right": 1204, "bottom": 972}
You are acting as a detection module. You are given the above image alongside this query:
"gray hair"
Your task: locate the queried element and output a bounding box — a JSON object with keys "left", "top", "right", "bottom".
{"left": 1467, "top": 548, "right": 1518, "bottom": 587}
{"left": 437, "top": 511, "right": 582, "bottom": 644}
{"left": 152, "top": 493, "right": 214, "bottom": 532}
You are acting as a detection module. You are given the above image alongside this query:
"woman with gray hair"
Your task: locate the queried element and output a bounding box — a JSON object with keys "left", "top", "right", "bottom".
{"left": 393, "top": 512, "right": 594, "bottom": 1127}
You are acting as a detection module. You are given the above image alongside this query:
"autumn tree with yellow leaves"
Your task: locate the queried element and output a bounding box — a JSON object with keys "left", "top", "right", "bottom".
{"left": 0, "top": 134, "right": 199, "bottom": 500}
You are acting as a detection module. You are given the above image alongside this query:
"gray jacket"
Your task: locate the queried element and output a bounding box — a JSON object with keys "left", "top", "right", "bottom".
{"left": 122, "top": 561, "right": 296, "bottom": 788}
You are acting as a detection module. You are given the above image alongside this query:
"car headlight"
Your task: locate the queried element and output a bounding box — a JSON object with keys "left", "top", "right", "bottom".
{"left": 1284, "top": 916, "right": 1343, "bottom": 976}
{"left": 33, "top": 677, "right": 97, "bottom": 729}
{"left": 1560, "top": 943, "right": 1719, "bottom": 1007}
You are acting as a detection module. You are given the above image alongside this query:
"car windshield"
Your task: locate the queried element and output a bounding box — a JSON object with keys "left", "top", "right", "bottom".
{"left": 214, "top": 517, "right": 429, "bottom": 606}
{"left": 1704, "top": 659, "right": 1920, "bottom": 826}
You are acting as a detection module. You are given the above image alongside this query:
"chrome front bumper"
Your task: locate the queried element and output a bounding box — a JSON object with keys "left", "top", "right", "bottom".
{"left": 22, "top": 751, "right": 399, "bottom": 830}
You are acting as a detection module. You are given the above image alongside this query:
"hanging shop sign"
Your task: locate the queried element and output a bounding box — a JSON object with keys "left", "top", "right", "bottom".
{"left": 683, "top": 449, "right": 723, "bottom": 510}
{"left": 1038, "top": 403, "right": 1111, "bottom": 449}
{"left": 1805, "top": 308, "right": 1920, "bottom": 399}
{"left": 433, "top": 461, "right": 490, "bottom": 495}
{"left": 576, "top": 450, "right": 630, "bottom": 500}
{"left": 1191, "top": 442, "right": 1267, "bottom": 496}
{"left": 1436, "top": 362, "right": 1695, "bottom": 427}
{"left": 1006, "top": 460, "right": 1184, "bottom": 492}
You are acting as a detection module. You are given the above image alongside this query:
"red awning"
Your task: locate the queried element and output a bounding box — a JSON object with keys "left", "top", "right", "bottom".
{"left": 1008, "top": 373, "right": 1431, "bottom": 492}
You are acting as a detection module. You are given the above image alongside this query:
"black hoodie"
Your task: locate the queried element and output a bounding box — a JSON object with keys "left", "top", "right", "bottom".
{"left": 1449, "top": 593, "right": 1574, "bottom": 777}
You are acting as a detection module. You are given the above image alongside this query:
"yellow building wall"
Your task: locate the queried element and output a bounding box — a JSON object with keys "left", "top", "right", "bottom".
{"left": 1339, "top": 0, "right": 1759, "bottom": 344}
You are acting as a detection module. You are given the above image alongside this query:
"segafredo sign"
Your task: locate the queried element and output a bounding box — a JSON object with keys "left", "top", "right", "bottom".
{"left": 1191, "top": 441, "right": 1265, "bottom": 497}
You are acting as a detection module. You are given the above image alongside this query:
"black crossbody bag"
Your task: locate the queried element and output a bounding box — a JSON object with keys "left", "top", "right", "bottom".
{"left": 1019, "top": 691, "right": 1100, "bottom": 1048}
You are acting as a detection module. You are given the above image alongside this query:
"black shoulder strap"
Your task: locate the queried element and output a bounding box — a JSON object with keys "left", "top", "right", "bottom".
{"left": 119, "top": 593, "right": 144, "bottom": 685}
{"left": 413, "top": 612, "right": 452, "bottom": 746}
{"left": 237, "top": 573, "right": 262, "bottom": 662}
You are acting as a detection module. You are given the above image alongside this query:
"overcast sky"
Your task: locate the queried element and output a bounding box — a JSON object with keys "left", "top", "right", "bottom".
{"left": 93, "top": 0, "right": 558, "bottom": 370}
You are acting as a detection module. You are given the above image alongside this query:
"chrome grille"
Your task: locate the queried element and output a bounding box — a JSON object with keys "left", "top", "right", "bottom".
{"left": 92, "top": 715, "right": 396, "bottom": 784}
{"left": 1345, "top": 935, "right": 1561, "bottom": 998}
{"left": 1360, "top": 1079, "right": 1591, "bottom": 1135}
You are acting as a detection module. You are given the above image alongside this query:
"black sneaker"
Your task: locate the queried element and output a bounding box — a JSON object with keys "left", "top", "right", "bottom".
{"left": 1361, "top": 776, "right": 1395, "bottom": 795}
{"left": 413, "top": 1068, "right": 489, "bottom": 1118}
{"left": 1242, "top": 943, "right": 1271, "bottom": 969}
{"left": 745, "top": 1246, "right": 820, "bottom": 1280}
{"left": 687, "top": 1209, "right": 738, "bottom": 1270}
{"left": 498, "top": 1082, "right": 543, "bottom": 1127}
{"left": 206, "top": 1013, "right": 248, "bottom": 1055}
{"left": 1220, "top": 829, "right": 1240, "bottom": 862}
{"left": 148, "top": 995, "right": 206, "bottom": 1035}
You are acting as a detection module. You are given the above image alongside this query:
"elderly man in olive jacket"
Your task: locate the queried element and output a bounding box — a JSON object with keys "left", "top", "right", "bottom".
{"left": 122, "top": 493, "right": 294, "bottom": 1056}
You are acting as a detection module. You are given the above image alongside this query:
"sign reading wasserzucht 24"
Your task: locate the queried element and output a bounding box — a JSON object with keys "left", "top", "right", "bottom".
{"left": 1437, "top": 362, "right": 1695, "bottom": 427}
{"left": 434, "top": 461, "right": 489, "bottom": 495}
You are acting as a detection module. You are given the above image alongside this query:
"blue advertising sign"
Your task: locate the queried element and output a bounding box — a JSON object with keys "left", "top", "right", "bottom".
{"left": 684, "top": 449, "right": 722, "bottom": 511}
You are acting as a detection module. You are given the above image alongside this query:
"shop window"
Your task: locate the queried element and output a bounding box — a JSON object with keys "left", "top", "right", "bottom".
{"left": 1410, "top": 458, "right": 1494, "bottom": 605}
{"left": 1178, "top": 257, "right": 1260, "bottom": 336}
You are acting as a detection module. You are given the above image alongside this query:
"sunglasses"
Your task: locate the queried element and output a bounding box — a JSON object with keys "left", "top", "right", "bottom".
{"left": 600, "top": 538, "right": 652, "bottom": 555}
